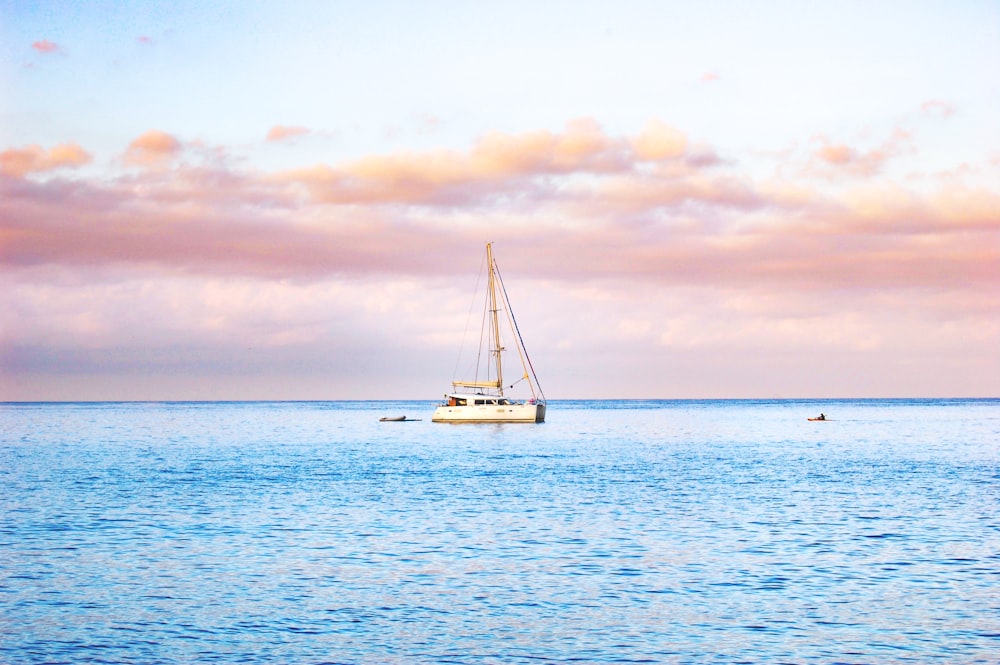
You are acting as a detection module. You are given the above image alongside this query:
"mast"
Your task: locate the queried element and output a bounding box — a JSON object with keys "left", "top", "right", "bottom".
{"left": 451, "top": 241, "right": 544, "bottom": 401}
{"left": 487, "top": 242, "right": 504, "bottom": 396}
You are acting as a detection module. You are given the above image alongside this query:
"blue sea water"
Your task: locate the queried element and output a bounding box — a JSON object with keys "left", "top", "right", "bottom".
{"left": 1, "top": 399, "right": 998, "bottom": 664}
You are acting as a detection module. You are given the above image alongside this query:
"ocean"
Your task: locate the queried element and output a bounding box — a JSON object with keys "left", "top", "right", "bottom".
{"left": 2, "top": 399, "right": 998, "bottom": 664}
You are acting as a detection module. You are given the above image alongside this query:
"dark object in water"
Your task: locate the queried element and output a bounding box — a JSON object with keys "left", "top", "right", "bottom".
{"left": 379, "top": 416, "right": 420, "bottom": 422}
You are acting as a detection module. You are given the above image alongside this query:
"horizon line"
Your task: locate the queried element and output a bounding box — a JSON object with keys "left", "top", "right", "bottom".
{"left": 3, "top": 396, "right": 997, "bottom": 405}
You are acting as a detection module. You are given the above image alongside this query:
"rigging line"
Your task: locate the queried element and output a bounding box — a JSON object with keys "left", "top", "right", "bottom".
{"left": 472, "top": 283, "right": 489, "bottom": 387}
{"left": 452, "top": 248, "right": 488, "bottom": 385}
{"left": 493, "top": 262, "right": 546, "bottom": 401}
{"left": 499, "top": 293, "right": 531, "bottom": 397}
{"left": 471, "top": 247, "right": 494, "bottom": 390}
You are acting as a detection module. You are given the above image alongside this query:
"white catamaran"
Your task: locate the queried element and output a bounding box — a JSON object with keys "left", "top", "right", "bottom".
{"left": 432, "top": 243, "right": 546, "bottom": 423}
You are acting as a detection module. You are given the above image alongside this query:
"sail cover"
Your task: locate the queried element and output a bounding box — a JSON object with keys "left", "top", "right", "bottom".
{"left": 452, "top": 380, "right": 502, "bottom": 389}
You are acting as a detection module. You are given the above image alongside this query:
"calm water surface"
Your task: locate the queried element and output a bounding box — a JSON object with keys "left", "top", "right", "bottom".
{"left": 2, "top": 399, "right": 999, "bottom": 663}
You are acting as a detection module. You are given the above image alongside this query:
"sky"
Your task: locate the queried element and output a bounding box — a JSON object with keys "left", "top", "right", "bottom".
{"left": 2, "top": 0, "right": 999, "bottom": 400}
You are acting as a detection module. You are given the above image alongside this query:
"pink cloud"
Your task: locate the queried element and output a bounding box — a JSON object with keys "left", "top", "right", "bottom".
{"left": 266, "top": 125, "right": 311, "bottom": 142}
{"left": 816, "top": 143, "right": 856, "bottom": 165}
{"left": 278, "top": 119, "right": 695, "bottom": 206}
{"left": 472, "top": 119, "right": 625, "bottom": 175}
{"left": 921, "top": 99, "right": 956, "bottom": 118}
{"left": 632, "top": 119, "right": 688, "bottom": 161}
{"left": 0, "top": 143, "right": 92, "bottom": 177}
{"left": 123, "top": 130, "right": 183, "bottom": 167}
{"left": 32, "top": 39, "right": 60, "bottom": 54}
{"left": 810, "top": 129, "right": 913, "bottom": 177}
{"left": 137, "top": 35, "right": 154, "bottom": 45}
{"left": 701, "top": 71, "right": 721, "bottom": 82}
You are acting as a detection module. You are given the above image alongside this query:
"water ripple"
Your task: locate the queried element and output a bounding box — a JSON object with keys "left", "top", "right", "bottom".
{"left": 2, "top": 399, "right": 999, "bottom": 663}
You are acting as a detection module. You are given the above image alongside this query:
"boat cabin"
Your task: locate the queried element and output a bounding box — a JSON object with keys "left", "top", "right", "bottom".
{"left": 445, "top": 394, "right": 514, "bottom": 407}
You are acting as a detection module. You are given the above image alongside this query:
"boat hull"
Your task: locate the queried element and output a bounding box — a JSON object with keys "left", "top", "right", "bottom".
{"left": 432, "top": 402, "right": 545, "bottom": 423}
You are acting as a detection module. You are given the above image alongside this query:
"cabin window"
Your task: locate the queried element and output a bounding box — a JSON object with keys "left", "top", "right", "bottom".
{"left": 456, "top": 399, "right": 467, "bottom": 406}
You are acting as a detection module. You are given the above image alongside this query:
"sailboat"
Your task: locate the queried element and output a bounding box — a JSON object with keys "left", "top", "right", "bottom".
{"left": 432, "top": 243, "right": 547, "bottom": 423}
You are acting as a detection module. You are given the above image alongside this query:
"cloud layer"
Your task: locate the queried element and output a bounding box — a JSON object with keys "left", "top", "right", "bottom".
{"left": 4, "top": 120, "right": 997, "bottom": 286}
{"left": 3, "top": 118, "right": 998, "bottom": 398}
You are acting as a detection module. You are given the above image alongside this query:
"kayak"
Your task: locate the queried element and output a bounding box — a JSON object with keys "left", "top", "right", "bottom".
{"left": 807, "top": 417, "right": 831, "bottom": 421}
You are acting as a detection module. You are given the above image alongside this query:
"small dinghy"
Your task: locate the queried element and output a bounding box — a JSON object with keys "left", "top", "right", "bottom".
{"left": 379, "top": 416, "right": 420, "bottom": 422}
